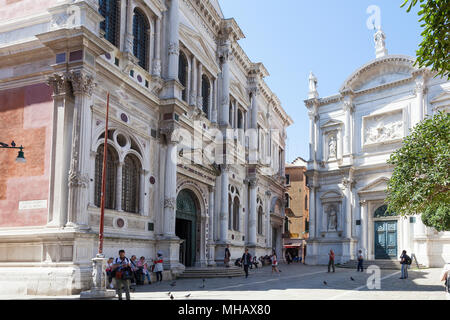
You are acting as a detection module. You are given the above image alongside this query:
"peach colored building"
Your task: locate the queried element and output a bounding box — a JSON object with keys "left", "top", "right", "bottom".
{"left": 283, "top": 157, "right": 309, "bottom": 262}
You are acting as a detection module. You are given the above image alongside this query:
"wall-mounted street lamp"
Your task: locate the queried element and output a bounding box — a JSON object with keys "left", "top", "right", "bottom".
{"left": 0, "top": 141, "right": 26, "bottom": 163}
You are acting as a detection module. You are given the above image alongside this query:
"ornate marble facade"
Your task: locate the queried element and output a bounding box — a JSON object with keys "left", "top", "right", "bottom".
{"left": 305, "top": 28, "right": 450, "bottom": 266}
{"left": 0, "top": 0, "right": 292, "bottom": 295}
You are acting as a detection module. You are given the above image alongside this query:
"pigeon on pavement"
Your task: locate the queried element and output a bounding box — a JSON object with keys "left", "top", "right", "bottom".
{"left": 323, "top": 281, "right": 328, "bottom": 285}
{"left": 170, "top": 294, "right": 174, "bottom": 300}
{"left": 350, "top": 277, "right": 355, "bottom": 281}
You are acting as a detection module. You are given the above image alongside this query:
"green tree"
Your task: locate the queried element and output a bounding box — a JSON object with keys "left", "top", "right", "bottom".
{"left": 401, "top": 0, "right": 450, "bottom": 79}
{"left": 386, "top": 112, "right": 450, "bottom": 231}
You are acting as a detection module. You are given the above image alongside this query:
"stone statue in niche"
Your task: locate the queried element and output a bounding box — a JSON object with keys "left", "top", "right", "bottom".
{"left": 328, "top": 135, "right": 337, "bottom": 159}
{"left": 326, "top": 205, "right": 338, "bottom": 231}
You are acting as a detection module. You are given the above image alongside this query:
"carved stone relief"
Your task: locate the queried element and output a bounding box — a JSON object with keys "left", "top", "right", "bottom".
{"left": 363, "top": 110, "right": 403, "bottom": 145}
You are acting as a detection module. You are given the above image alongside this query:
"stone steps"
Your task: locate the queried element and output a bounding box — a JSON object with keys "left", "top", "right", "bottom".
{"left": 177, "top": 266, "right": 245, "bottom": 279}
{"left": 337, "top": 260, "right": 427, "bottom": 270}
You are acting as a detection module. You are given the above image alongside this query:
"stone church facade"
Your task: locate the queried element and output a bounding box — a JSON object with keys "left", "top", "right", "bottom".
{"left": 305, "top": 28, "right": 450, "bottom": 267}
{"left": 0, "top": 0, "right": 292, "bottom": 295}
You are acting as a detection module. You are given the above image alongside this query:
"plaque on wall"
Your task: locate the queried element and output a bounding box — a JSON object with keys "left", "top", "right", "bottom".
{"left": 18, "top": 200, "right": 47, "bottom": 210}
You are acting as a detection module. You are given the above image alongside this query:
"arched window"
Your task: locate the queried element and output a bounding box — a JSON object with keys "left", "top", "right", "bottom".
{"left": 257, "top": 206, "right": 263, "bottom": 235}
{"left": 178, "top": 52, "right": 188, "bottom": 102}
{"left": 94, "top": 144, "right": 118, "bottom": 210}
{"left": 201, "top": 74, "right": 210, "bottom": 117}
{"left": 238, "top": 109, "right": 243, "bottom": 129}
{"left": 305, "top": 195, "right": 308, "bottom": 210}
{"left": 233, "top": 197, "right": 240, "bottom": 231}
{"left": 133, "top": 9, "right": 150, "bottom": 70}
{"left": 228, "top": 194, "right": 232, "bottom": 230}
{"left": 99, "top": 0, "right": 120, "bottom": 47}
{"left": 374, "top": 204, "right": 395, "bottom": 218}
{"left": 122, "top": 154, "right": 141, "bottom": 213}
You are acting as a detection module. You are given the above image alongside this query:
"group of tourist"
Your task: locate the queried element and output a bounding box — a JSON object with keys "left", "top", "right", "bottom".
{"left": 226, "top": 245, "right": 281, "bottom": 278}
{"left": 106, "top": 249, "right": 164, "bottom": 300}
{"left": 325, "top": 248, "right": 413, "bottom": 277}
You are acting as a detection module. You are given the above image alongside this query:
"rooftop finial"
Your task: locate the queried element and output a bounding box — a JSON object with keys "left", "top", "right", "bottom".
{"left": 308, "top": 71, "right": 318, "bottom": 99}
{"left": 374, "top": 26, "right": 388, "bottom": 58}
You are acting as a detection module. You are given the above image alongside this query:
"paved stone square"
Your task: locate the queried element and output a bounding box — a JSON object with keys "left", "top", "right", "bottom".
{"left": 3, "top": 263, "right": 447, "bottom": 300}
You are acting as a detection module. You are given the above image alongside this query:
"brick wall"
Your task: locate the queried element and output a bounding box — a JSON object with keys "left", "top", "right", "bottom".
{"left": 0, "top": 83, "right": 53, "bottom": 227}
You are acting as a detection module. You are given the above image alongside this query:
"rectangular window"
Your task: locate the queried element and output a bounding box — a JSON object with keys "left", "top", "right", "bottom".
{"left": 285, "top": 174, "right": 290, "bottom": 185}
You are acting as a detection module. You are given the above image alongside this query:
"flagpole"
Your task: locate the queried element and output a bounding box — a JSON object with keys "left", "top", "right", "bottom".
{"left": 99, "top": 92, "right": 109, "bottom": 255}
{"left": 80, "top": 91, "right": 115, "bottom": 299}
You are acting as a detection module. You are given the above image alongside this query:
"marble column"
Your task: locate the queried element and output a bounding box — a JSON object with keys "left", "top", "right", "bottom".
{"left": 266, "top": 191, "right": 272, "bottom": 248}
{"left": 124, "top": 0, "right": 134, "bottom": 54}
{"left": 152, "top": 17, "right": 161, "bottom": 77}
{"left": 219, "top": 49, "right": 231, "bottom": 126}
{"left": 208, "top": 186, "right": 216, "bottom": 266}
{"left": 343, "top": 99, "right": 354, "bottom": 157}
{"left": 190, "top": 56, "right": 197, "bottom": 106}
{"left": 414, "top": 77, "right": 426, "bottom": 125}
{"left": 309, "top": 185, "right": 316, "bottom": 239}
{"left": 308, "top": 109, "right": 316, "bottom": 162}
{"left": 163, "top": 130, "right": 179, "bottom": 237}
{"left": 47, "top": 73, "right": 71, "bottom": 228}
{"left": 219, "top": 165, "right": 230, "bottom": 243}
{"left": 212, "top": 78, "right": 218, "bottom": 123}
{"left": 116, "top": 162, "right": 123, "bottom": 211}
{"left": 342, "top": 175, "right": 354, "bottom": 239}
{"left": 167, "top": 0, "right": 180, "bottom": 81}
{"left": 360, "top": 200, "right": 368, "bottom": 258}
{"left": 66, "top": 70, "right": 95, "bottom": 229}
{"left": 248, "top": 178, "right": 258, "bottom": 246}
{"left": 249, "top": 89, "right": 259, "bottom": 163}
{"left": 139, "top": 169, "right": 145, "bottom": 215}
{"left": 197, "top": 62, "right": 203, "bottom": 110}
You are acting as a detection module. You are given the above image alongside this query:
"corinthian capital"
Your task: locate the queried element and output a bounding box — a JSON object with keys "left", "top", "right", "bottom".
{"left": 47, "top": 73, "right": 69, "bottom": 96}
{"left": 249, "top": 178, "right": 259, "bottom": 188}
{"left": 343, "top": 100, "right": 354, "bottom": 113}
{"left": 68, "top": 71, "right": 96, "bottom": 96}
{"left": 161, "top": 127, "right": 181, "bottom": 145}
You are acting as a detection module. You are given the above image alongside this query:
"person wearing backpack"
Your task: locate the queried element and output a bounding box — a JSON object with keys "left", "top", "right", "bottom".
{"left": 399, "top": 250, "right": 410, "bottom": 279}
{"left": 112, "top": 250, "right": 133, "bottom": 300}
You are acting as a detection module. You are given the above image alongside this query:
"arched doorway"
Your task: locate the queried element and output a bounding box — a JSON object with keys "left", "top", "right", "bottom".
{"left": 374, "top": 204, "right": 398, "bottom": 259}
{"left": 176, "top": 189, "right": 198, "bottom": 267}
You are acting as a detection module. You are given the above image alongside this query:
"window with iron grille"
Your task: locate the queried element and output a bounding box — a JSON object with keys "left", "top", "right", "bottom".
{"left": 228, "top": 194, "right": 232, "bottom": 230}
{"left": 122, "top": 154, "right": 141, "bottom": 213}
{"left": 258, "top": 206, "right": 263, "bottom": 235}
{"left": 233, "top": 197, "right": 239, "bottom": 231}
{"left": 201, "top": 74, "right": 210, "bottom": 117}
{"left": 133, "top": 9, "right": 149, "bottom": 70}
{"left": 99, "top": 0, "right": 120, "bottom": 47}
{"left": 94, "top": 144, "right": 117, "bottom": 210}
{"left": 178, "top": 52, "right": 188, "bottom": 101}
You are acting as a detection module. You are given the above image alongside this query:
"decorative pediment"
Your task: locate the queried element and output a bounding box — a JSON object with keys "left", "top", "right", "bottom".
{"left": 321, "top": 119, "right": 343, "bottom": 130}
{"left": 230, "top": 80, "right": 250, "bottom": 105}
{"left": 179, "top": 23, "right": 219, "bottom": 74}
{"left": 340, "top": 55, "right": 418, "bottom": 92}
{"left": 430, "top": 85, "right": 450, "bottom": 113}
{"left": 320, "top": 189, "right": 344, "bottom": 203}
{"left": 358, "top": 177, "right": 389, "bottom": 195}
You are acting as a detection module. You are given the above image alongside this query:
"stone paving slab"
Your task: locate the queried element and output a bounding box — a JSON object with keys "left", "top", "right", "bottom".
{"left": 2, "top": 263, "right": 447, "bottom": 300}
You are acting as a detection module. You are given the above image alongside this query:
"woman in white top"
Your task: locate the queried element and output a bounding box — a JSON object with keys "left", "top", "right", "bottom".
{"left": 271, "top": 250, "right": 280, "bottom": 274}
{"left": 441, "top": 262, "right": 450, "bottom": 300}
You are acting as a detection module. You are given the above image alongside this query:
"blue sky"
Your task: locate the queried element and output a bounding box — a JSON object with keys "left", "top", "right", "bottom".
{"left": 218, "top": 0, "right": 422, "bottom": 162}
